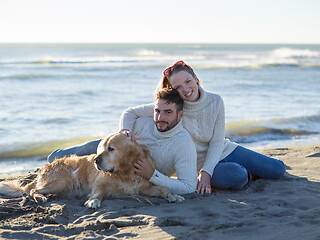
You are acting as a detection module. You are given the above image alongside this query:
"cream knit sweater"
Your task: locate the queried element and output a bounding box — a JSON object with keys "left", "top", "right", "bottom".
{"left": 120, "top": 87, "right": 238, "bottom": 177}
{"left": 133, "top": 117, "right": 197, "bottom": 194}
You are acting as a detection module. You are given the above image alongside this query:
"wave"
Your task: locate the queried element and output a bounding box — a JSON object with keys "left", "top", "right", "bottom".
{"left": 196, "top": 61, "right": 320, "bottom": 70}
{"left": 195, "top": 50, "right": 320, "bottom": 70}
{"left": 271, "top": 47, "right": 319, "bottom": 58}
{"left": 0, "top": 47, "right": 319, "bottom": 70}
{"left": 193, "top": 47, "right": 320, "bottom": 70}
{"left": 135, "top": 49, "right": 162, "bottom": 56}
{"left": 226, "top": 114, "right": 320, "bottom": 144}
{"left": 226, "top": 122, "right": 314, "bottom": 143}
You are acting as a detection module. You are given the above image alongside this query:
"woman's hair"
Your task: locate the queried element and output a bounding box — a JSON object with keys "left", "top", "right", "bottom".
{"left": 155, "top": 61, "right": 201, "bottom": 93}
{"left": 155, "top": 88, "right": 183, "bottom": 113}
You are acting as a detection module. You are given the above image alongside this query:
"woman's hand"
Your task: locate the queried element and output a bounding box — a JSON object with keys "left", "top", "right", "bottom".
{"left": 134, "top": 157, "right": 155, "bottom": 180}
{"left": 196, "top": 171, "right": 212, "bottom": 194}
{"left": 119, "top": 129, "right": 136, "bottom": 142}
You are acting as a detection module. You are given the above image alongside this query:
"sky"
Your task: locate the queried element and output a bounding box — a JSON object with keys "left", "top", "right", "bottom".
{"left": 1, "top": 0, "right": 320, "bottom": 44}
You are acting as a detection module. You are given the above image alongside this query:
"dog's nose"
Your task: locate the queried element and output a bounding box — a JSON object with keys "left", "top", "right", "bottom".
{"left": 94, "top": 156, "right": 101, "bottom": 164}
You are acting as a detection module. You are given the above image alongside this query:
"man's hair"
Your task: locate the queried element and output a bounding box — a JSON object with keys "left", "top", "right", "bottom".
{"left": 155, "top": 88, "right": 183, "bottom": 112}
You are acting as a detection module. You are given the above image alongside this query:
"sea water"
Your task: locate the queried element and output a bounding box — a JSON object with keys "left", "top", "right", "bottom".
{"left": 1, "top": 43, "right": 320, "bottom": 175}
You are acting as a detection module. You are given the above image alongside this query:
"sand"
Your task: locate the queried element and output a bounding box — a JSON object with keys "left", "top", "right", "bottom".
{"left": 0, "top": 144, "right": 319, "bottom": 240}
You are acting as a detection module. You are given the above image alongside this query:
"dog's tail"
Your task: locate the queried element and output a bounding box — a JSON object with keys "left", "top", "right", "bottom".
{"left": 0, "top": 181, "right": 27, "bottom": 197}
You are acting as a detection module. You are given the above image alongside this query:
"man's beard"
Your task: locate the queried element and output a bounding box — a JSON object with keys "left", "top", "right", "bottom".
{"left": 156, "top": 118, "right": 179, "bottom": 132}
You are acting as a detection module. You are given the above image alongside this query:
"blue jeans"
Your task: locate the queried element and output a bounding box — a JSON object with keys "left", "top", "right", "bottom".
{"left": 47, "top": 139, "right": 102, "bottom": 163}
{"left": 211, "top": 146, "right": 286, "bottom": 190}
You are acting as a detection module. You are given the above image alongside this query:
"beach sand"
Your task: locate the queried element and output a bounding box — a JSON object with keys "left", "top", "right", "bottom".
{"left": 0, "top": 144, "right": 319, "bottom": 240}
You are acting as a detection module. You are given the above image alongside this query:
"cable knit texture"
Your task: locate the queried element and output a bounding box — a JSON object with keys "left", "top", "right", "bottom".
{"left": 133, "top": 117, "right": 197, "bottom": 194}
{"left": 120, "top": 87, "right": 238, "bottom": 176}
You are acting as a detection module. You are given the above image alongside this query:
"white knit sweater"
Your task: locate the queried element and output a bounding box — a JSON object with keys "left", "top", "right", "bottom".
{"left": 133, "top": 117, "right": 197, "bottom": 194}
{"left": 120, "top": 87, "right": 238, "bottom": 177}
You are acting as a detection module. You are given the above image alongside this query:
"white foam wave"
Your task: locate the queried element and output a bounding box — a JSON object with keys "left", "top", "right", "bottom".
{"left": 136, "top": 49, "right": 162, "bottom": 56}
{"left": 271, "top": 47, "right": 319, "bottom": 58}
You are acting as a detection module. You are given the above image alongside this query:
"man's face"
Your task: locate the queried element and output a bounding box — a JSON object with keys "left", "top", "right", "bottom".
{"left": 153, "top": 99, "right": 183, "bottom": 132}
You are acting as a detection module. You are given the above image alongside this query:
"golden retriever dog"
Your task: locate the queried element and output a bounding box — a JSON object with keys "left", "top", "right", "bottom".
{"left": 0, "top": 133, "right": 184, "bottom": 209}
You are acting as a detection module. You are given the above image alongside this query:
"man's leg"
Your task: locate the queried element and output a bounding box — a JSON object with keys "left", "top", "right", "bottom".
{"left": 47, "top": 139, "right": 102, "bottom": 163}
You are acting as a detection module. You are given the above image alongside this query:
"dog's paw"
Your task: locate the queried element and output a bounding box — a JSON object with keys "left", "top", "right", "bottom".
{"left": 33, "top": 194, "right": 47, "bottom": 203}
{"left": 173, "top": 194, "right": 185, "bottom": 202}
{"left": 30, "top": 190, "right": 47, "bottom": 203}
{"left": 84, "top": 198, "right": 101, "bottom": 209}
{"left": 166, "top": 193, "right": 185, "bottom": 203}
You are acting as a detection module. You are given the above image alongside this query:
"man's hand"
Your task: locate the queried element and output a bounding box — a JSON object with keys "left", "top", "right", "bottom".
{"left": 119, "top": 129, "right": 136, "bottom": 142}
{"left": 134, "top": 157, "right": 155, "bottom": 180}
{"left": 196, "top": 171, "right": 212, "bottom": 194}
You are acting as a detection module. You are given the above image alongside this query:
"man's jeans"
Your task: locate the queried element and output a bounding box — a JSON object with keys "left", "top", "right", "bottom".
{"left": 47, "top": 139, "right": 102, "bottom": 163}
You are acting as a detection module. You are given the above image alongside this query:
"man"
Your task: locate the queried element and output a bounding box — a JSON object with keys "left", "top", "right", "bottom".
{"left": 121, "top": 89, "right": 197, "bottom": 194}
{"left": 48, "top": 89, "right": 197, "bottom": 194}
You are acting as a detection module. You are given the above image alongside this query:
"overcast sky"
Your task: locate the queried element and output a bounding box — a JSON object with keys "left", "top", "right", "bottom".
{"left": 1, "top": 0, "right": 319, "bottom": 43}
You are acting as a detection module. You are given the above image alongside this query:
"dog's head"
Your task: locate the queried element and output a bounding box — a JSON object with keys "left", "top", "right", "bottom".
{"left": 94, "top": 133, "right": 143, "bottom": 174}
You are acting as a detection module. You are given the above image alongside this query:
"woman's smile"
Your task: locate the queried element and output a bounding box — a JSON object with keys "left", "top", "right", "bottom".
{"left": 169, "top": 71, "right": 200, "bottom": 102}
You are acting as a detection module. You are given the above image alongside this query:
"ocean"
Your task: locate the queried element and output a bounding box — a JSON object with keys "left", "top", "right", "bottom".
{"left": 1, "top": 43, "right": 320, "bottom": 175}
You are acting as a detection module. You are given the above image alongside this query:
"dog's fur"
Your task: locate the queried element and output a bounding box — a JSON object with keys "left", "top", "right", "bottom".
{"left": 0, "top": 133, "right": 184, "bottom": 208}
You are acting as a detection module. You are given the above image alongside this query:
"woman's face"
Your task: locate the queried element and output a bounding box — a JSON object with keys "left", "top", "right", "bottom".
{"left": 168, "top": 70, "right": 200, "bottom": 102}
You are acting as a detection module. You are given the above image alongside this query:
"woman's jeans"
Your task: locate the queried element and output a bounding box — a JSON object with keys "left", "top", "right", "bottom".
{"left": 211, "top": 146, "right": 286, "bottom": 190}
{"left": 48, "top": 142, "right": 286, "bottom": 191}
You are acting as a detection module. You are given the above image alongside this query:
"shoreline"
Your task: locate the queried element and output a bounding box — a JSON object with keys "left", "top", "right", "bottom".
{"left": 0, "top": 143, "right": 319, "bottom": 239}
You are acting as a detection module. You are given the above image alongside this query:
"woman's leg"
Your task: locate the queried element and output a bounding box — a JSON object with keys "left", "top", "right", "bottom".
{"left": 47, "top": 139, "right": 102, "bottom": 163}
{"left": 223, "top": 146, "right": 286, "bottom": 179}
{"left": 211, "top": 162, "right": 249, "bottom": 190}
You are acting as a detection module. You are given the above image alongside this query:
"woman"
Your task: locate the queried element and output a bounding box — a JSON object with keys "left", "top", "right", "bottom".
{"left": 120, "top": 60, "right": 286, "bottom": 194}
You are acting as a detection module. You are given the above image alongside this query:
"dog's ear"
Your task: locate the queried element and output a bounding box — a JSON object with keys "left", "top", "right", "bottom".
{"left": 143, "top": 149, "right": 150, "bottom": 156}
{"left": 143, "top": 149, "right": 156, "bottom": 169}
{"left": 125, "top": 141, "right": 139, "bottom": 156}
{"left": 124, "top": 141, "right": 143, "bottom": 162}
{"left": 118, "top": 141, "right": 142, "bottom": 173}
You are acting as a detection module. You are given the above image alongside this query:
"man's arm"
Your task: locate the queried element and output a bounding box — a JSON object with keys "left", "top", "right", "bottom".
{"left": 148, "top": 135, "right": 197, "bottom": 195}
{"left": 119, "top": 103, "right": 154, "bottom": 132}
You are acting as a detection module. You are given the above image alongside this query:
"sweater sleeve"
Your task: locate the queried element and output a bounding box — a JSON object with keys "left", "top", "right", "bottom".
{"left": 149, "top": 136, "right": 197, "bottom": 195}
{"left": 119, "top": 103, "right": 154, "bottom": 131}
{"left": 201, "top": 96, "right": 226, "bottom": 177}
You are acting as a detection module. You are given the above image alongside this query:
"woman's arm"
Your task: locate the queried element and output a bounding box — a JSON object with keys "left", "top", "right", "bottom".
{"left": 196, "top": 96, "right": 226, "bottom": 194}
{"left": 201, "top": 96, "right": 226, "bottom": 176}
{"left": 119, "top": 103, "right": 154, "bottom": 131}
